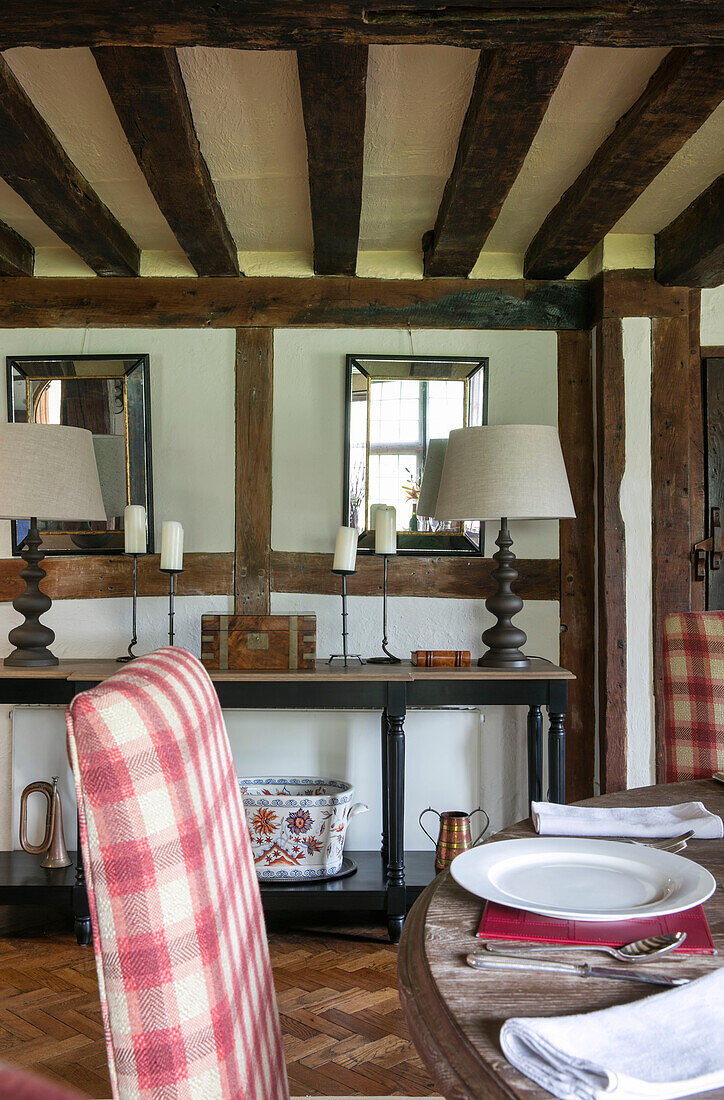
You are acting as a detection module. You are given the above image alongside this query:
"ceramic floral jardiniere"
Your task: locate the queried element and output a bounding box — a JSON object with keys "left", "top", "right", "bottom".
{"left": 238, "top": 776, "right": 368, "bottom": 881}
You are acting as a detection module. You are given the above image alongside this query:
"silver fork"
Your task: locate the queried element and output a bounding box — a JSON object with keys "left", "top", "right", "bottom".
{"left": 627, "top": 829, "right": 694, "bottom": 852}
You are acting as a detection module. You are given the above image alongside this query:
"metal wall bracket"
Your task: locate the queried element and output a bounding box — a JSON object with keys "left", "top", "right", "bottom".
{"left": 693, "top": 507, "right": 721, "bottom": 580}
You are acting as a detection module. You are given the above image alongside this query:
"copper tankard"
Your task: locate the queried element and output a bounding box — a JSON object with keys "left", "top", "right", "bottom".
{"left": 19, "top": 776, "right": 71, "bottom": 869}
{"left": 419, "top": 807, "right": 489, "bottom": 872}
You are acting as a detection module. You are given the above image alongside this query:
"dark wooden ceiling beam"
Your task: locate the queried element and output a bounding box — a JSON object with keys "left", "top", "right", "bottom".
{"left": 424, "top": 45, "right": 572, "bottom": 278}
{"left": 655, "top": 174, "right": 724, "bottom": 287}
{"left": 93, "top": 47, "right": 239, "bottom": 276}
{"left": 0, "top": 220, "right": 33, "bottom": 276}
{"left": 0, "top": 1, "right": 722, "bottom": 48}
{"left": 0, "top": 55, "right": 139, "bottom": 276}
{"left": 0, "top": 276, "right": 592, "bottom": 330}
{"left": 297, "top": 45, "right": 368, "bottom": 277}
{"left": 524, "top": 48, "right": 724, "bottom": 280}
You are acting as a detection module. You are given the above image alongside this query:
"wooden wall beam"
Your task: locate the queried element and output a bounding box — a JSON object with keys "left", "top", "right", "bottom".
{"left": 557, "top": 330, "right": 595, "bottom": 802}
{"left": 596, "top": 319, "right": 628, "bottom": 792}
{"left": 591, "top": 270, "right": 689, "bottom": 323}
{"left": 271, "top": 551, "right": 559, "bottom": 601}
{"left": 655, "top": 174, "right": 724, "bottom": 288}
{"left": 0, "top": 277, "right": 591, "bottom": 330}
{"left": 0, "top": 553, "right": 232, "bottom": 602}
{"left": 651, "top": 310, "right": 697, "bottom": 778}
{"left": 525, "top": 49, "right": 724, "bottom": 279}
{"left": 424, "top": 46, "right": 571, "bottom": 278}
{"left": 0, "top": 56, "right": 139, "bottom": 277}
{"left": 93, "top": 47, "right": 239, "bottom": 276}
{"left": 1, "top": 2, "right": 722, "bottom": 49}
{"left": 297, "top": 45, "right": 368, "bottom": 276}
{"left": 235, "top": 328, "right": 273, "bottom": 615}
{"left": 0, "top": 219, "right": 33, "bottom": 277}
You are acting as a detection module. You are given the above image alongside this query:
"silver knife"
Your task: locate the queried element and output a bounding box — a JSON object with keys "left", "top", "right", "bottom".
{"left": 465, "top": 952, "right": 689, "bottom": 988}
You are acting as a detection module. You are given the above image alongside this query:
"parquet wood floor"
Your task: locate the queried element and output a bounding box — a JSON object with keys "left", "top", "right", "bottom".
{"left": 0, "top": 907, "right": 435, "bottom": 1097}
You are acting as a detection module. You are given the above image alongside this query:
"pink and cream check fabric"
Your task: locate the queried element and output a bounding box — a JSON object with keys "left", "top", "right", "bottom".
{"left": 66, "top": 648, "right": 289, "bottom": 1100}
{"left": 663, "top": 612, "right": 724, "bottom": 782}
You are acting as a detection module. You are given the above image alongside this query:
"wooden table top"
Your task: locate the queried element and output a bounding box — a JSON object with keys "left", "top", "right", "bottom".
{"left": 398, "top": 779, "right": 724, "bottom": 1100}
{"left": 0, "top": 657, "right": 574, "bottom": 684}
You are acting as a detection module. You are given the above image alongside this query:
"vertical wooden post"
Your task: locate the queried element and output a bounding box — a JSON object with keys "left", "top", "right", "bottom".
{"left": 596, "top": 319, "right": 628, "bottom": 792}
{"left": 557, "top": 330, "right": 595, "bottom": 801}
{"left": 651, "top": 309, "right": 695, "bottom": 778}
{"left": 234, "top": 328, "right": 273, "bottom": 615}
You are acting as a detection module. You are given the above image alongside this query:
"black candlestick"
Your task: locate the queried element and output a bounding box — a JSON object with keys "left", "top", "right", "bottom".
{"left": 4, "top": 517, "right": 58, "bottom": 667}
{"left": 117, "top": 554, "right": 140, "bottom": 662}
{"left": 367, "top": 555, "right": 400, "bottom": 664}
{"left": 478, "top": 518, "right": 530, "bottom": 669}
{"left": 161, "top": 569, "right": 183, "bottom": 646}
{"left": 328, "top": 570, "right": 364, "bottom": 668}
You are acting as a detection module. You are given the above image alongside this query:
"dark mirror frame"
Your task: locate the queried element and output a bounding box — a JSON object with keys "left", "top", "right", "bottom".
{"left": 6, "top": 353, "right": 154, "bottom": 556}
{"left": 343, "top": 353, "right": 489, "bottom": 555}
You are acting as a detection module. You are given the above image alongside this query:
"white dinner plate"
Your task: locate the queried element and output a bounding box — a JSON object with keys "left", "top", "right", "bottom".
{"left": 450, "top": 837, "right": 716, "bottom": 921}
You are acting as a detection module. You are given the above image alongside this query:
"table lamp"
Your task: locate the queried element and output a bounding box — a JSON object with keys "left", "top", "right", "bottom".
{"left": 434, "top": 424, "right": 575, "bottom": 669}
{"left": 0, "top": 424, "right": 106, "bottom": 667}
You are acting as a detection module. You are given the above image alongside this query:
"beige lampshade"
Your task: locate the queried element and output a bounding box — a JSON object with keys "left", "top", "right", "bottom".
{"left": 434, "top": 424, "right": 576, "bottom": 521}
{"left": 416, "top": 438, "right": 447, "bottom": 518}
{"left": 0, "top": 424, "right": 106, "bottom": 520}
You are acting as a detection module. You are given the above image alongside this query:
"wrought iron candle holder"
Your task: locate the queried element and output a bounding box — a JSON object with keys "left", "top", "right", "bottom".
{"left": 161, "top": 568, "right": 183, "bottom": 646}
{"left": 117, "top": 554, "right": 141, "bottom": 662}
{"left": 327, "top": 569, "right": 364, "bottom": 668}
{"left": 367, "top": 555, "right": 400, "bottom": 664}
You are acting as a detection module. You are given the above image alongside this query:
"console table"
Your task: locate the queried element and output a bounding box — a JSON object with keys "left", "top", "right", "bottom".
{"left": 0, "top": 658, "right": 573, "bottom": 944}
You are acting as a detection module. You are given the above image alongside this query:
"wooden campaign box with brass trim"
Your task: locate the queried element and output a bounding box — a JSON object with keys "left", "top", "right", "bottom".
{"left": 200, "top": 614, "right": 316, "bottom": 671}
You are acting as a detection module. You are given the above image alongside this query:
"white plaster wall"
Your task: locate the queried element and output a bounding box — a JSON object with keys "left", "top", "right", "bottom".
{"left": 272, "top": 327, "right": 559, "bottom": 558}
{"left": 0, "top": 329, "right": 236, "bottom": 556}
{"left": 620, "top": 318, "right": 656, "bottom": 788}
{"left": 702, "top": 286, "right": 724, "bottom": 345}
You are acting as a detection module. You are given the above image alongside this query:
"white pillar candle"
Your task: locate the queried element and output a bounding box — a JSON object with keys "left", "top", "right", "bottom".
{"left": 160, "top": 521, "right": 184, "bottom": 571}
{"left": 333, "top": 526, "right": 358, "bottom": 572}
{"left": 124, "top": 505, "right": 146, "bottom": 554}
{"left": 369, "top": 503, "right": 385, "bottom": 530}
{"left": 375, "top": 506, "right": 397, "bottom": 555}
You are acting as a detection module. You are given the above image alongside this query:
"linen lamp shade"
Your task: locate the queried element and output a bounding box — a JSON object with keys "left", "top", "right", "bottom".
{"left": 0, "top": 424, "right": 106, "bottom": 521}
{"left": 416, "top": 438, "right": 448, "bottom": 518}
{"left": 434, "top": 425, "right": 575, "bottom": 522}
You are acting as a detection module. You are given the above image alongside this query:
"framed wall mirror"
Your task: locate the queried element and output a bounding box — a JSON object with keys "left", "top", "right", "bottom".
{"left": 6, "top": 354, "right": 153, "bottom": 555}
{"left": 343, "top": 354, "right": 488, "bottom": 554}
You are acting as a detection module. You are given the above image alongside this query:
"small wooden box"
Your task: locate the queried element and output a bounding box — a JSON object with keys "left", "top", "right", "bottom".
{"left": 201, "top": 614, "right": 316, "bottom": 671}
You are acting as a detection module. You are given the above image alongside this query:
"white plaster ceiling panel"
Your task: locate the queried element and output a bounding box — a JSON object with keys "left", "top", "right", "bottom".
{"left": 3, "top": 47, "right": 181, "bottom": 250}
{"left": 359, "top": 45, "right": 478, "bottom": 250}
{"left": 178, "top": 48, "right": 313, "bottom": 251}
{"left": 614, "top": 100, "right": 724, "bottom": 233}
{"left": 483, "top": 47, "right": 670, "bottom": 254}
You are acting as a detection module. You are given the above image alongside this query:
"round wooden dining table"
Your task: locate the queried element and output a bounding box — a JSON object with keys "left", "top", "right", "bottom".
{"left": 398, "top": 779, "right": 724, "bottom": 1100}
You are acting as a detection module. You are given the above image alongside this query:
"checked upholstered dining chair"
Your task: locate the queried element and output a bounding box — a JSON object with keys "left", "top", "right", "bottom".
{"left": 663, "top": 611, "right": 724, "bottom": 782}
{"left": 65, "top": 647, "right": 290, "bottom": 1100}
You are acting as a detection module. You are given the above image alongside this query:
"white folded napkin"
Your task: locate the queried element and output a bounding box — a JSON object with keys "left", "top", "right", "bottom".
{"left": 531, "top": 800, "right": 723, "bottom": 839}
{"left": 501, "top": 967, "right": 724, "bottom": 1100}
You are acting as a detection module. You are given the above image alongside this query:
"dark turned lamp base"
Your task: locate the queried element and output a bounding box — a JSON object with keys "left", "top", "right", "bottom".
{"left": 4, "top": 518, "right": 58, "bottom": 668}
{"left": 478, "top": 519, "right": 530, "bottom": 670}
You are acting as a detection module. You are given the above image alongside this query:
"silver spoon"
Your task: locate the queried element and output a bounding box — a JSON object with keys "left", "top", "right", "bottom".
{"left": 477, "top": 931, "right": 687, "bottom": 963}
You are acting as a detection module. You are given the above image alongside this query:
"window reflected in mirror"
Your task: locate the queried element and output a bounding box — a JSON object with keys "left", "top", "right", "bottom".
{"left": 344, "top": 355, "right": 488, "bottom": 554}
{"left": 6, "top": 355, "right": 153, "bottom": 555}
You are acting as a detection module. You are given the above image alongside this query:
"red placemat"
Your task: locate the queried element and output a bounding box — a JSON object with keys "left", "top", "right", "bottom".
{"left": 477, "top": 902, "right": 716, "bottom": 953}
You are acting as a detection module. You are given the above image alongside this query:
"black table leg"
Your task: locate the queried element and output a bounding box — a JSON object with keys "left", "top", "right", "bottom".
{"left": 381, "top": 709, "right": 389, "bottom": 860}
{"left": 548, "top": 712, "right": 566, "bottom": 804}
{"left": 73, "top": 815, "right": 91, "bottom": 946}
{"left": 527, "top": 704, "right": 543, "bottom": 809}
{"left": 385, "top": 683, "right": 406, "bottom": 944}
